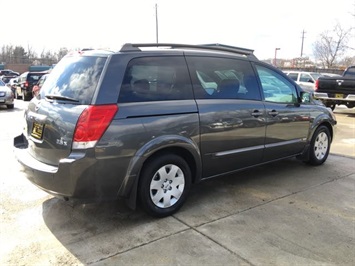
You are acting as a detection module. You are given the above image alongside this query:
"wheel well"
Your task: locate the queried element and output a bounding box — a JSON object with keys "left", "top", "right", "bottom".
{"left": 142, "top": 147, "right": 198, "bottom": 184}
{"left": 320, "top": 122, "right": 333, "bottom": 142}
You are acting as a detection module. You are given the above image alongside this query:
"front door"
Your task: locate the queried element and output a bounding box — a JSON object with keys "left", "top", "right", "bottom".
{"left": 255, "top": 64, "right": 310, "bottom": 162}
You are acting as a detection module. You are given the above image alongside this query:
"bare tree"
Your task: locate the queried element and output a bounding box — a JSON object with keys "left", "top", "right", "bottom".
{"left": 1, "top": 45, "right": 13, "bottom": 63}
{"left": 56, "top": 47, "right": 69, "bottom": 62}
{"left": 26, "top": 44, "right": 36, "bottom": 64}
{"left": 313, "top": 23, "right": 353, "bottom": 68}
{"left": 13, "top": 46, "right": 27, "bottom": 63}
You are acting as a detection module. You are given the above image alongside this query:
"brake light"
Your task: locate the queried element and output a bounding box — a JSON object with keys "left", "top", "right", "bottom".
{"left": 315, "top": 79, "right": 319, "bottom": 91}
{"left": 25, "top": 81, "right": 29, "bottom": 87}
{"left": 73, "top": 105, "right": 118, "bottom": 149}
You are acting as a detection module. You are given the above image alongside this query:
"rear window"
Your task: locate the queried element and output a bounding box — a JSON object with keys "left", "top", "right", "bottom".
{"left": 40, "top": 55, "right": 107, "bottom": 105}
{"left": 28, "top": 74, "right": 44, "bottom": 83}
{"left": 345, "top": 67, "right": 355, "bottom": 77}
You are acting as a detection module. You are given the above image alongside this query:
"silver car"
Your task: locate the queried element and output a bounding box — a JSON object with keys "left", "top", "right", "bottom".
{"left": 0, "top": 80, "right": 14, "bottom": 109}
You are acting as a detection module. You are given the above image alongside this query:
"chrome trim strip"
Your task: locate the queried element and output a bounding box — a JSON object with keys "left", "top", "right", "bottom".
{"left": 215, "top": 138, "right": 306, "bottom": 157}
{"left": 215, "top": 145, "right": 264, "bottom": 157}
{"left": 265, "top": 138, "right": 305, "bottom": 149}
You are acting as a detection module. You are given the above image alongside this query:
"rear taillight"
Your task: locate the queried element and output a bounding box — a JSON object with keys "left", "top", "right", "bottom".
{"left": 315, "top": 79, "right": 319, "bottom": 91}
{"left": 73, "top": 105, "right": 118, "bottom": 149}
{"left": 24, "top": 81, "right": 29, "bottom": 87}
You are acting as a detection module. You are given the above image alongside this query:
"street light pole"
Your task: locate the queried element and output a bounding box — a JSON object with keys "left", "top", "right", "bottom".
{"left": 274, "top": 48, "right": 280, "bottom": 67}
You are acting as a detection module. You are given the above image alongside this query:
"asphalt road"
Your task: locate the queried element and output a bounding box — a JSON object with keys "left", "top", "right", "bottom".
{"left": 0, "top": 100, "right": 354, "bottom": 265}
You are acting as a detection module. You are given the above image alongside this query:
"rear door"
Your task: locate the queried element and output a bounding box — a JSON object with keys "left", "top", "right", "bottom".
{"left": 186, "top": 56, "right": 266, "bottom": 178}
{"left": 24, "top": 53, "right": 109, "bottom": 165}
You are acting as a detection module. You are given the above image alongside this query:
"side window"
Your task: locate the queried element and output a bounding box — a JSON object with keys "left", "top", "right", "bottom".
{"left": 287, "top": 73, "right": 298, "bottom": 81}
{"left": 256, "top": 65, "right": 298, "bottom": 104}
{"left": 118, "top": 56, "right": 193, "bottom": 103}
{"left": 300, "top": 73, "right": 313, "bottom": 83}
{"left": 186, "top": 56, "right": 261, "bottom": 100}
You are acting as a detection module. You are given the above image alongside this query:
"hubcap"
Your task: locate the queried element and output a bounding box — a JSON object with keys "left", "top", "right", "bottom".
{"left": 150, "top": 164, "right": 185, "bottom": 208}
{"left": 314, "top": 132, "right": 329, "bottom": 160}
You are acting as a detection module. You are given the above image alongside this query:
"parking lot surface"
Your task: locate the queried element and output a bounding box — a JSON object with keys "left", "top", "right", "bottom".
{"left": 0, "top": 101, "right": 354, "bottom": 265}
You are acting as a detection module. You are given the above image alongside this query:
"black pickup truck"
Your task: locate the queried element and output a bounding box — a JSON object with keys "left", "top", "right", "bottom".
{"left": 314, "top": 66, "right": 355, "bottom": 110}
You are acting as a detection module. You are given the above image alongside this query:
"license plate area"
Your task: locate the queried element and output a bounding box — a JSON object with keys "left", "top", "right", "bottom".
{"left": 335, "top": 93, "right": 343, "bottom": 99}
{"left": 31, "top": 122, "right": 44, "bottom": 139}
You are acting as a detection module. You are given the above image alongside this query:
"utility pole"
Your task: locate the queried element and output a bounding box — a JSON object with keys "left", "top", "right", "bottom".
{"left": 300, "top": 30, "right": 306, "bottom": 57}
{"left": 155, "top": 4, "right": 159, "bottom": 44}
{"left": 274, "top": 48, "right": 280, "bottom": 67}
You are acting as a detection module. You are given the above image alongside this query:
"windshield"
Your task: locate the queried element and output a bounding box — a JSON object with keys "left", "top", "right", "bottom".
{"left": 40, "top": 55, "right": 108, "bottom": 104}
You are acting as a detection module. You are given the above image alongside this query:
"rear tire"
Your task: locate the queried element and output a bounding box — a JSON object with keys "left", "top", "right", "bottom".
{"left": 6, "top": 104, "right": 14, "bottom": 109}
{"left": 304, "top": 125, "right": 331, "bottom": 166}
{"left": 138, "top": 153, "right": 191, "bottom": 217}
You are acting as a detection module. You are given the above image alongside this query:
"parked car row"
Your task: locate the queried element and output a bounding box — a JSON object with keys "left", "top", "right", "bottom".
{"left": 282, "top": 70, "right": 345, "bottom": 93}
{"left": 1, "top": 69, "right": 49, "bottom": 102}
{"left": 15, "top": 71, "right": 48, "bottom": 100}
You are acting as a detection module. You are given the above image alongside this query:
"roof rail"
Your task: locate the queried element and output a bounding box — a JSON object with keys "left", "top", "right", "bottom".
{"left": 120, "top": 43, "right": 257, "bottom": 59}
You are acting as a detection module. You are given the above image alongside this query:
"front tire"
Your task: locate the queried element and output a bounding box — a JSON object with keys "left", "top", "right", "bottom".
{"left": 304, "top": 125, "right": 331, "bottom": 165}
{"left": 138, "top": 153, "right": 191, "bottom": 217}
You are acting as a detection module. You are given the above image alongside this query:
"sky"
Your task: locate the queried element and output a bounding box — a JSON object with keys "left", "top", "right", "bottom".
{"left": 2, "top": 0, "right": 354, "bottom": 60}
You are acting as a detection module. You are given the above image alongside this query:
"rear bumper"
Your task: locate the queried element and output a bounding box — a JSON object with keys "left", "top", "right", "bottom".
{"left": 314, "top": 92, "right": 355, "bottom": 102}
{"left": 13, "top": 134, "right": 122, "bottom": 202}
{"left": 0, "top": 97, "right": 14, "bottom": 105}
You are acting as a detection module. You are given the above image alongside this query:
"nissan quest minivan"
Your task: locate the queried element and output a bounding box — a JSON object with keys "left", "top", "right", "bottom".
{"left": 14, "top": 43, "right": 336, "bottom": 217}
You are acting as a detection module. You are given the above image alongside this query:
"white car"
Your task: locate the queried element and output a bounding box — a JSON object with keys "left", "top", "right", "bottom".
{"left": 283, "top": 71, "right": 323, "bottom": 92}
{"left": 0, "top": 80, "right": 14, "bottom": 109}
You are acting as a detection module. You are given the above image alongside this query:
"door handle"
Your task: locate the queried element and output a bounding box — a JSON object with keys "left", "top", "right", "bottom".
{"left": 268, "top": 110, "right": 279, "bottom": 117}
{"left": 251, "top": 110, "right": 262, "bottom": 117}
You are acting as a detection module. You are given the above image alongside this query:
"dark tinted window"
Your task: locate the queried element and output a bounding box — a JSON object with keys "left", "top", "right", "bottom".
{"left": 1, "top": 77, "right": 10, "bottom": 83}
{"left": 186, "top": 56, "right": 261, "bottom": 100}
{"left": 40, "top": 56, "right": 107, "bottom": 104}
{"left": 28, "top": 74, "right": 44, "bottom": 83}
{"left": 118, "top": 56, "right": 193, "bottom": 103}
{"left": 345, "top": 67, "right": 355, "bottom": 77}
{"left": 287, "top": 73, "right": 298, "bottom": 81}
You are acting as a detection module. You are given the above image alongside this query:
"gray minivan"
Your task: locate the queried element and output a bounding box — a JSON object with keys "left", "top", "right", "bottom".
{"left": 14, "top": 43, "right": 336, "bottom": 217}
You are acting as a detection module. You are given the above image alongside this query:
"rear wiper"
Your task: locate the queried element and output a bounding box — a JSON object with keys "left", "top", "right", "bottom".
{"left": 45, "top": 94, "right": 79, "bottom": 102}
